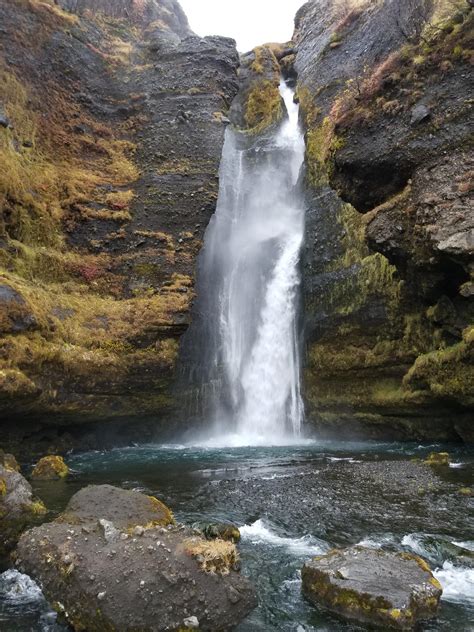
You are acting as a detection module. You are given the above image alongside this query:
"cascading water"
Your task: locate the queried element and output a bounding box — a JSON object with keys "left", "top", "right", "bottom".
{"left": 183, "top": 80, "right": 306, "bottom": 445}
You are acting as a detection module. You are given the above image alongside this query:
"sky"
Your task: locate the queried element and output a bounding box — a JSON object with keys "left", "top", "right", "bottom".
{"left": 179, "top": 0, "right": 306, "bottom": 52}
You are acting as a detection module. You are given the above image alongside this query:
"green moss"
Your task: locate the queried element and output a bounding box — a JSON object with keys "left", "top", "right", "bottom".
{"left": 403, "top": 329, "right": 474, "bottom": 403}
{"left": 424, "top": 451, "right": 450, "bottom": 467}
{"left": 243, "top": 80, "right": 282, "bottom": 134}
{"left": 32, "top": 455, "right": 69, "bottom": 480}
{"left": 305, "top": 117, "right": 344, "bottom": 186}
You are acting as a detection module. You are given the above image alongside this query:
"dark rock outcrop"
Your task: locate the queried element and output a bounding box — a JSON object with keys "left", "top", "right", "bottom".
{"left": 302, "top": 546, "right": 442, "bottom": 630}
{"left": 15, "top": 485, "right": 257, "bottom": 631}
{"left": 295, "top": 0, "right": 473, "bottom": 440}
{"left": 0, "top": 0, "right": 239, "bottom": 454}
{"left": 0, "top": 463, "right": 46, "bottom": 560}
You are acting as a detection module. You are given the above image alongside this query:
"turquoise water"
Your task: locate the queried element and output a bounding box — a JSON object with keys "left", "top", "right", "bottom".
{"left": 1, "top": 441, "right": 473, "bottom": 630}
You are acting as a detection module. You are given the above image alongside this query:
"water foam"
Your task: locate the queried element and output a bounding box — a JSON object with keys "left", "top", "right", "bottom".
{"left": 240, "top": 519, "right": 328, "bottom": 556}
{"left": 434, "top": 562, "right": 474, "bottom": 604}
{"left": 0, "top": 569, "right": 43, "bottom": 604}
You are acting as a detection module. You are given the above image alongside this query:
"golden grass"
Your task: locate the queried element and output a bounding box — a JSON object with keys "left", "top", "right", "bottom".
{"left": 184, "top": 537, "right": 239, "bottom": 576}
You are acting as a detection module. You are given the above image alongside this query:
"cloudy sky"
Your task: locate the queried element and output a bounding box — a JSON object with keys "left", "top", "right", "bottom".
{"left": 179, "top": 0, "right": 306, "bottom": 52}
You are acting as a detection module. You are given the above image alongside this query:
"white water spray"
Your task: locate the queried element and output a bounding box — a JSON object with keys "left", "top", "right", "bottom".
{"left": 186, "top": 80, "right": 306, "bottom": 445}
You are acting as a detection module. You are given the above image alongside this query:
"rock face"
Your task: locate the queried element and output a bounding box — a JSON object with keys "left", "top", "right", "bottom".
{"left": 294, "top": 0, "right": 474, "bottom": 440}
{"left": 302, "top": 546, "right": 442, "bottom": 630}
{"left": 0, "top": 0, "right": 239, "bottom": 454}
{"left": 15, "top": 485, "right": 257, "bottom": 631}
{"left": 0, "top": 463, "right": 46, "bottom": 559}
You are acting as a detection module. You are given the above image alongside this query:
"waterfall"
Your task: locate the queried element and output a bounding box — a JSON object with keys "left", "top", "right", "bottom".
{"left": 183, "top": 80, "right": 306, "bottom": 445}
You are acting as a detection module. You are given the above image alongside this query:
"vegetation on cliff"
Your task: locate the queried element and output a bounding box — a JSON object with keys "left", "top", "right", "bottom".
{"left": 297, "top": 0, "right": 473, "bottom": 440}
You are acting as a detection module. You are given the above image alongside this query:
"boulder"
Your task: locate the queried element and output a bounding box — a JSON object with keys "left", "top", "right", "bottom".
{"left": 0, "top": 449, "right": 21, "bottom": 472}
{"left": 15, "top": 485, "right": 257, "bottom": 631}
{"left": 31, "top": 455, "right": 69, "bottom": 480}
{"left": 424, "top": 452, "right": 450, "bottom": 466}
{"left": 0, "top": 465, "right": 47, "bottom": 558}
{"left": 192, "top": 521, "right": 241, "bottom": 543}
{"left": 410, "top": 103, "right": 431, "bottom": 126}
{"left": 302, "top": 546, "right": 442, "bottom": 630}
{"left": 0, "top": 283, "right": 37, "bottom": 334}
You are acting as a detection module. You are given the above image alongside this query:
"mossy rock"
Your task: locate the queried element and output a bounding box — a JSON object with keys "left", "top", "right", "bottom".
{"left": 424, "top": 452, "right": 450, "bottom": 466}
{"left": 0, "top": 450, "right": 20, "bottom": 472}
{"left": 31, "top": 455, "right": 69, "bottom": 480}
{"left": 302, "top": 546, "right": 442, "bottom": 630}
{"left": 59, "top": 484, "right": 174, "bottom": 530}
{"left": 15, "top": 485, "right": 256, "bottom": 631}
{"left": 193, "top": 521, "right": 241, "bottom": 543}
{"left": 0, "top": 464, "right": 47, "bottom": 557}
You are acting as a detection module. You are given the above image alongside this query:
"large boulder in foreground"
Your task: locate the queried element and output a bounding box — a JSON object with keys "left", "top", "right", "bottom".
{"left": 0, "top": 464, "right": 47, "bottom": 558}
{"left": 302, "top": 546, "right": 442, "bottom": 630}
{"left": 15, "top": 485, "right": 257, "bottom": 631}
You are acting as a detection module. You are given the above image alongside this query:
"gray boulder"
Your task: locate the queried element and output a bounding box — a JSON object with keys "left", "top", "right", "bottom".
{"left": 0, "top": 464, "right": 46, "bottom": 558}
{"left": 302, "top": 546, "right": 442, "bottom": 630}
{"left": 15, "top": 485, "right": 257, "bottom": 631}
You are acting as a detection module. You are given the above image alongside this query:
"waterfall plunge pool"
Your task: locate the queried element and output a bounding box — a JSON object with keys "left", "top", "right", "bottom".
{"left": 2, "top": 441, "right": 473, "bottom": 631}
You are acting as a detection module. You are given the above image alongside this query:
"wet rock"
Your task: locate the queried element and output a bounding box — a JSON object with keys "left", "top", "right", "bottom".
{"left": 410, "top": 103, "right": 431, "bottom": 126}
{"left": 424, "top": 452, "right": 450, "bottom": 466}
{"left": 15, "top": 485, "right": 257, "bottom": 631}
{"left": 31, "top": 455, "right": 69, "bottom": 480}
{"left": 0, "top": 465, "right": 46, "bottom": 558}
{"left": 302, "top": 546, "right": 442, "bottom": 630}
{"left": 193, "top": 521, "right": 241, "bottom": 543}
{"left": 0, "top": 450, "right": 20, "bottom": 472}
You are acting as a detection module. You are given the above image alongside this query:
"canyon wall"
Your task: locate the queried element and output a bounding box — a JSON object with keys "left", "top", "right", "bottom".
{"left": 294, "top": 0, "right": 473, "bottom": 440}
{"left": 0, "top": 0, "right": 239, "bottom": 454}
{"left": 0, "top": 0, "right": 472, "bottom": 452}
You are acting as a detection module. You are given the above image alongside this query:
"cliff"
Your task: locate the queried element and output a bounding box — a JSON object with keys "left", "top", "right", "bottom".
{"left": 0, "top": 0, "right": 239, "bottom": 454}
{"left": 1, "top": 0, "right": 472, "bottom": 452}
{"left": 294, "top": 0, "right": 473, "bottom": 441}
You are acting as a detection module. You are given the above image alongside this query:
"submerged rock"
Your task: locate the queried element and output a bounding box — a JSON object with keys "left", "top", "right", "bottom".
{"left": 424, "top": 452, "right": 450, "bottom": 466}
{"left": 31, "top": 455, "right": 69, "bottom": 480}
{"left": 15, "top": 485, "right": 257, "bottom": 631}
{"left": 302, "top": 546, "right": 442, "bottom": 630}
{"left": 193, "top": 521, "right": 241, "bottom": 543}
{"left": 0, "top": 465, "right": 47, "bottom": 558}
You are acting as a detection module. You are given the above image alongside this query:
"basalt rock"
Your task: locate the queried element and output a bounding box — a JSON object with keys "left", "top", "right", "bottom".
{"left": 15, "top": 485, "right": 257, "bottom": 631}
{"left": 0, "top": 0, "right": 239, "bottom": 454}
{"left": 302, "top": 546, "right": 442, "bottom": 630}
{"left": 0, "top": 464, "right": 47, "bottom": 560}
{"left": 295, "top": 0, "right": 474, "bottom": 440}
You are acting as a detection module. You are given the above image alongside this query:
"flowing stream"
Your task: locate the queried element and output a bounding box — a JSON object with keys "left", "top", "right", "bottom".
{"left": 1, "top": 442, "right": 473, "bottom": 631}
{"left": 183, "top": 80, "right": 305, "bottom": 445}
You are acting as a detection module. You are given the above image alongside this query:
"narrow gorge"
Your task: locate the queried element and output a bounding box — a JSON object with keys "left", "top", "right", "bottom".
{"left": 0, "top": 0, "right": 473, "bottom": 630}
